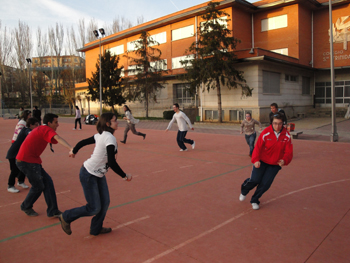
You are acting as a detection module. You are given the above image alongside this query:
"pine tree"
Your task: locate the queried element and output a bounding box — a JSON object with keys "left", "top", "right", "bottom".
{"left": 182, "top": 1, "right": 252, "bottom": 123}
{"left": 87, "top": 50, "right": 125, "bottom": 113}
{"left": 124, "top": 31, "right": 168, "bottom": 118}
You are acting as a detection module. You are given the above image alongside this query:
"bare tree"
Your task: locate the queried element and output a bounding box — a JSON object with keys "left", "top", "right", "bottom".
{"left": 77, "top": 18, "right": 86, "bottom": 58}
{"left": 87, "top": 18, "right": 98, "bottom": 43}
{"left": 136, "top": 16, "right": 145, "bottom": 25}
{"left": 0, "top": 20, "right": 14, "bottom": 98}
{"left": 49, "top": 23, "right": 64, "bottom": 96}
{"left": 35, "top": 27, "right": 49, "bottom": 105}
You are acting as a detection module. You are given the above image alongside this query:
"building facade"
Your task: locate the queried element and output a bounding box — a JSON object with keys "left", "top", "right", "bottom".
{"left": 75, "top": 0, "right": 350, "bottom": 122}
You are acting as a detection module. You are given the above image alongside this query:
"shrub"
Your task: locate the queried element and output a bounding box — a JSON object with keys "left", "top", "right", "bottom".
{"left": 163, "top": 110, "right": 174, "bottom": 120}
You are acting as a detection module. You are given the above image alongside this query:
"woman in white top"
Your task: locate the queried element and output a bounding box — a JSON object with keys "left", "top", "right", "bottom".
{"left": 59, "top": 113, "right": 132, "bottom": 236}
{"left": 120, "top": 105, "right": 146, "bottom": 144}
{"left": 11, "top": 110, "right": 32, "bottom": 143}
{"left": 73, "top": 106, "right": 81, "bottom": 130}
{"left": 166, "top": 103, "right": 195, "bottom": 151}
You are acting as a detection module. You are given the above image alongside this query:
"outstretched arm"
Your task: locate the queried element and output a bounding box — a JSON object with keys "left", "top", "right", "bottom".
{"left": 53, "top": 135, "right": 73, "bottom": 151}
{"left": 107, "top": 145, "right": 131, "bottom": 181}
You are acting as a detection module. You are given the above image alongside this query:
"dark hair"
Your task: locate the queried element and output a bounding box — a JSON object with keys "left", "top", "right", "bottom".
{"left": 270, "top": 112, "right": 284, "bottom": 124}
{"left": 270, "top": 103, "right": 278, "bottom": 109}
{"left": 43, "top": 113, "right": 58, "bottom": 125}
{"left": 96, "top": 113, "right": 117, "bottom": 134}
{"left": 21, "top": 110, "right": 31, "bottom": 121}
{"left": 20, "top": 107, "right": 24, "bottom": 110}
{"left": 123, "top": 105, "right": 131, "bottom": 113}
{"left": 26, "top": 117, "right": 39, "bottom": 127}
{"left": 245, "top": 112, "right": 252, "bottom": 117}
{"left": 34, "top": 106, "right": 38, "bottom": 110}
{"left": 173, "top": 103, "right": 179, "bottom": 109}
{"left": 75, "top": 106, "right": 79, "bottom": 110}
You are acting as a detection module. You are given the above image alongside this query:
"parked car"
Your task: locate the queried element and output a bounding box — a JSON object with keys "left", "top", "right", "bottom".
{"left": 84, "top": 114, "right": 99, "bottom": 125}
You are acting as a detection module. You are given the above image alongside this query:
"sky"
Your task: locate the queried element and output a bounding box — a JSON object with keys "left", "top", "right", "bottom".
{"left": 1, "top": 0, "right": 212, "bottom": 32}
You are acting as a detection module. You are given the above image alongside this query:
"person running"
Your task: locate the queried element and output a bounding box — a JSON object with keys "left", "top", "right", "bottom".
{"left": 165, "top": 103, "right": 195, "bottom": 152}
{"left": 33, "top": 106, "right": 42, "bottom": 125}
{"left": 12, "top": 110, "right": 31, "bottom": 143}
{"left": 239, "top": 112, "right": 293, "bottom": 210}
{"left": 73, "top": 106, "right": 82, "bottom": 130}
{"left": 6, "top": 118, "right": 39, "bottom": 193}
{"left": 120, "top": 105, "right": 146, "bottom": 144}
{"left": 16, "top": 113, "right": 73, "bottom": 217}
{"left": 240, "top": 112, "right": 262, "bottom": 157}
{"left": 59, "top": 113, "right": 132, "bottom": 236}
{"left": 269, "top": 103, "right": 287, "bottom": 126}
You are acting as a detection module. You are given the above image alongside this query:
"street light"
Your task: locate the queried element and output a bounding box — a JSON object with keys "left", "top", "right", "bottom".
{"left": 93, "top": 28, "right": 105, "bottom": 117}
{"left": 328, "top": 0, "right": 338, "bottom": 142}
{"left": 26, "top": 58, "right": 33, "bottom": 111}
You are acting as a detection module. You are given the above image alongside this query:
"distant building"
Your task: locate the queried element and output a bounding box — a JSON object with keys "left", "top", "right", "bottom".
{"left": 75, "top": 0, "right": 350, "bottom": 122}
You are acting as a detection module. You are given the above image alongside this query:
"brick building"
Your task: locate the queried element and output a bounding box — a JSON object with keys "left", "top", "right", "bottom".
{"left": 75, "top": 0, "right": 350, "bottom": 122}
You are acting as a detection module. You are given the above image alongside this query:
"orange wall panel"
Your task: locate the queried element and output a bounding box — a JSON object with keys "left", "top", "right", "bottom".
{"left": 298, "top": 5, "right": 312, "bottom": 66}
{"left": 231, "top": 7, "right": 252, "bottom": 50}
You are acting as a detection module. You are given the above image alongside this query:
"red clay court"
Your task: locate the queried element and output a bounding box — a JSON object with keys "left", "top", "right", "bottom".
{"left": 0, "top": 118, "right": 349, "bottom": 263}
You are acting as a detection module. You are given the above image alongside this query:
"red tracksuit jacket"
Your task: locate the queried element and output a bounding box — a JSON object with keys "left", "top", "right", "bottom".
{"left": 251, "top": 125, "right": 293, "bottom": 166}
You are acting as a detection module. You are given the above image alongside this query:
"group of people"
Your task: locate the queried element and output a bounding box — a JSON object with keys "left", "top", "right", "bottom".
{"left": 5, "top": 101, "right": 292, "bottom": 237}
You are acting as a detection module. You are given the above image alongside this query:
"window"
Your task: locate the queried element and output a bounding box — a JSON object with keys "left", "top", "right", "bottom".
{"left": 263, "top": 71, "right": 280, "bottom": 94}
{"left": 149, "top": 32, "right": 166, "bottom": 45}
{"left": 302, "top": 77, "right": 311, "bottom": 95}
{"left": 172, "top": 55, "right": 194, "bottom": 69}
{"left": 127, "top": 41, "right": 137, "bottom": 51}
{"left": 127, "top": 65, "right": 140, "bottom": 76}
{"left": 150, "top": 59, "right": 167, "bottom": 71}
{"left": 200, "top": 17, "right": 228, "bottom": 31}
{"left": 205, "top": 110, "right": 224, "bottom": 120}
{"left": 285, "top": 74, "right": 298, "bottom": 82}
{"left": 271, "top": 48, "right": 288, "bottom": 56}
{"left": 229, "top": 110, "right": 239, "bottom": 121}
{"left": 174, "top": 83, "right": 193, "bottom": 104}
{"left": 109, "top": 44, "right": 124, "bottom": 55}
{"left": 172, "top": 25, "right": 194, "bottom": 41}
{"left": 261, "top": 14, "right": 287, "bottom": 32}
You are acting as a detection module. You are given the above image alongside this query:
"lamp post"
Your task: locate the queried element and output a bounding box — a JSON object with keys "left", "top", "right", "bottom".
{"left": 328, "top": 0, "right": 338, "bottom": 142}
{"left": 26, "top": 58, "right": 33, "bottom": 111}
{"left": 93, "top": 28, "right": 105, "bottom": 117}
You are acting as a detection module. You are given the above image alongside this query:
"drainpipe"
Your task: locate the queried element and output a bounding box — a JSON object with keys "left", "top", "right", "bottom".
{"left": 249, "top": 14, "right": 254, "bottom": 54}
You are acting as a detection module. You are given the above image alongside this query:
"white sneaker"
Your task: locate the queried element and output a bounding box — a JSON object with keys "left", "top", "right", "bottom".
{"left": 179, "top": 149, "right": 188, "bottom": 152}
{"left": 239, "top": 194, "right": 246, "bottom": 201}
{"left": 78, "top": 128, "right": 81, "bottom": 130}
{"left": 192, "top": 141, "right": 195, "bottom": 150}
{"left": 252, "top": 203, "right": 260, "bottom": 210}
{"left": 8, "top": 186, "right": 19, "bottom": 193}
{"left": 17, "top": 182, "right": 29, "bottom": 189}
{"left": 73, "top": 128, "right": 76, "bottom": 130}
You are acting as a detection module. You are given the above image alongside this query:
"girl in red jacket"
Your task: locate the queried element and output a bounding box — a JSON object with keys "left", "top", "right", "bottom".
{"left": 239, "top": 112, "right": 293, "bottom": 210}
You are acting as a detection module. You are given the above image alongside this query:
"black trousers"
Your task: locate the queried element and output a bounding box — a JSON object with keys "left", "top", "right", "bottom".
{"left": 8, "top": 158, "right": 25, "bottom": 186}
{"left": 75, "top": 118, "right": 82, "bottom": 129}
{"left": 241, "top": 161, "right": 281, "bottom": 204}
{"left": 176, "top": 131, "right": 194, "bottom": 150}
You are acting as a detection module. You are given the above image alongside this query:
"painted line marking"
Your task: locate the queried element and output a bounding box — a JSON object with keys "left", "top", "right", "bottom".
{"left": 142, "top": 178, "right": 350, "bottom": 263}
{"left": 0, "top": 190, "right": 70, "bottom": 209}
{"left": 84, "top": 215, "right": 150, "bottom": 239}
{"left": 179, "top": 165, "right": 193, "bottom": 169}
{"left": 152, "top": 170, "right": 167, "bottom": 174}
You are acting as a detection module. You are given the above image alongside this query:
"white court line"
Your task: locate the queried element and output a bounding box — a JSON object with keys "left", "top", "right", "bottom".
{"left": 153, "top": 170, "right": 167, "bottom": 174}
{"left": 143, "top": 178, "right": 350, "bottom": 263}
{"left": 0, "top": 190, "right": 71, "bottom": 209}
{"left": 179, "top": 165, "right": 193, "bottom": 169}
{"left": 84, "top": 215, "right": 150, "bottom": 239}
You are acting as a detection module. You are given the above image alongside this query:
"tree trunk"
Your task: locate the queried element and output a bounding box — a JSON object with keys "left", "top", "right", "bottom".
{"left": 216, "top": 78, "right": 222, "bottom": 123}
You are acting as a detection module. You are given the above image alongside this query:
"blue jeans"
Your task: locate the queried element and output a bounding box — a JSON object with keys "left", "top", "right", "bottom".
{"left": 245, "top": 132, "right": 256, "bottom": 156}
{"left": 62, "top": 166, "right": 110, "bottom": 235}
{"left": 241, "top": 161, "right": 281, "bottom": 204}
{"left": 177, "top": 131, "right": 194, "bottom": 150}
{"left": 17, "top": 161, "right": 59, "bottom": 217}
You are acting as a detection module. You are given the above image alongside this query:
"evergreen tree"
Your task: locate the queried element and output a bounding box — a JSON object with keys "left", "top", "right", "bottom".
{"left": 124, "top": 31, "right": 168, "bottom": 118}
{"left": 182, "top": 1, "right": 252, "bottom": 123}
{"left": 87, "top": 50, "right": 125, "bottom": 113}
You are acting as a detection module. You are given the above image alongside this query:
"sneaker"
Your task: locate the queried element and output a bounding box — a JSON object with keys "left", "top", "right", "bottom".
{"left": 78, "top": 128, "right": 81, "bottom": 130}
{"left": 48, "top": 210, "right": 62, "bottom": 218}
{"left": 143, "top": 134, "right": 146, "bottom": 140}
{"left": 22, "top": 208, "right": 39, "bottom": 216}
{"left": 120, "top": 140, "right": 126, "bottom": 144}
{"left": 90, "top": 227, "right": 112, "bottom": 236}
{"left": 239, "top": 194, "right": 246, "bottom": 201}
{"left": 73, "top": 128, "right": 76, "bottom": 130}
{"left": 59, "top": 214, "right": 72, "bottom": 235}
{"left": 252, "top": 203, "right": 260, "bottom": 210}
{"left": 17, "top": 182, "right": 29, "bottom": 189}
{"left": 179, "top": 149, "right": 188, "bottom": 152}
{"left": 7, "top": 186, "right": 19, "bottom": 193}
{"left": 192, "top": 141, "right": 195, "bottom": 150}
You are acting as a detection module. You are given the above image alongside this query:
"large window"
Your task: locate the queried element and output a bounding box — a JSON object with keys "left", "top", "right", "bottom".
{"left": 316, "top": 81, "right": 350, "bottom": 104}
{"left": 108, "top": 44, "right": 124, "bottom": 55}
{"left": 150, "top": 59, "right": 167, "bottom": 71}
{"left": 205, "top": 110, "right": 224, "bottom": 121}
{"left": 174, "top": 83, "right": 193, "bottom": 104}
{"left": 263, "top": 71, "right": 280, "bottom": 94}
{"left": 172, "top": 25, "right": 194, "bottom": 41}
{"left": 127, "top": 41, "right": 137, "bottom": 52}
{"left": 172, "top": 55, "right": 194, "bottom": 69}
{"left": 302, "top": 77, "right": 311, "bottom": 95}
{"left": 149, "top": 32, "right": 167, "bottom": 46}
{"left": 261, "top": 14, "right": 288, "bottom": 32}
{"left": 200, "top": 16, "right": 228, "bottom": 31}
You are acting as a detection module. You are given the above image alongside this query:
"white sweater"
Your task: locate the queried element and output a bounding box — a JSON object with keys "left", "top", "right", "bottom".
{"left": 167, "top": 111, "right": 192, "bottom": 131}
